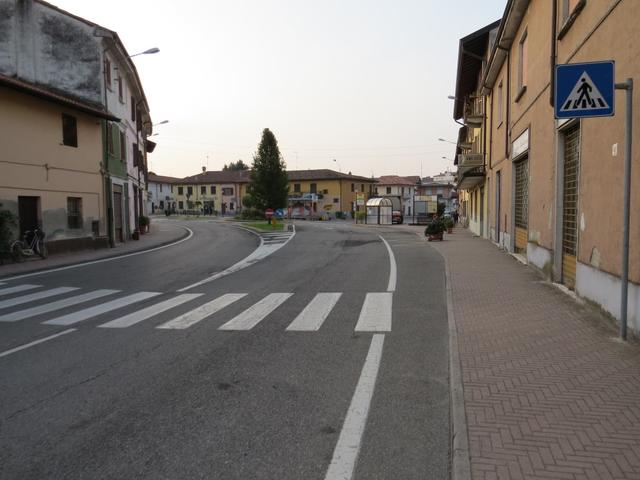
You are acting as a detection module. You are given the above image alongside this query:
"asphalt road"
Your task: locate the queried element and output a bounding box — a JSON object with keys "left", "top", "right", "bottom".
{"left": 0, "top": 220, "right": 449, "bottom": 480}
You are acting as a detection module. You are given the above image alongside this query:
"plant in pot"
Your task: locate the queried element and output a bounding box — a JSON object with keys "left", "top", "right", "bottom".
{"left": 138, "top": 215, "right": 150, "bottom": 234}
{"left": 425, "top": 218, "right": 445, "bottom": 241}
{"left": 443, "top": 216, "right": 454, "bottom": 234}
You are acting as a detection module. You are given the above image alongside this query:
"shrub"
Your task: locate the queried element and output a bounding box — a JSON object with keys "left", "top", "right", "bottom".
{"left": 425, "top": 218, "right": 445, "bottom": 236}
{"left": 240, "top": 208, "right": 264, "bottom": 220}
{"left": 139, "top": 215, "right": 150, "bottom": 227}
{"left": 443, "top": 217, "right": 454, "bottom": 230}
{"left": 0, "top": 204, "right": 17, "bottom": 254}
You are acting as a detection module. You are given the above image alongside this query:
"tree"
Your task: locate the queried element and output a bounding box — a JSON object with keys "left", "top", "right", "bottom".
{"left": 247, "top": 128, "right": 289, "bottom": 211}
{"left": 223, "top": 159, "right": 249, "bottom": 171}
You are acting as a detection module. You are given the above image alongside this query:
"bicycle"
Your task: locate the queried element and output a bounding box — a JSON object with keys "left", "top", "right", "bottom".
{"left": 11, "top": 228, "right": 47, "bottom": 262}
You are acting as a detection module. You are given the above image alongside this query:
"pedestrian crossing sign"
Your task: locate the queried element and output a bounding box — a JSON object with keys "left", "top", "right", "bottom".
{"left": 555, "top": 61, "right": 615, "bottom": 118}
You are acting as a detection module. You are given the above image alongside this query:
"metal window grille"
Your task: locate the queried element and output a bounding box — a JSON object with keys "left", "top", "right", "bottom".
{"left": 514, "top": 159, "right": 528, "bottom": 229}
{"left": 67, "top": 197, "right": 82, "bottom": 229}
{"left": 563, "top": 125, "right": 580, "bottom": 255}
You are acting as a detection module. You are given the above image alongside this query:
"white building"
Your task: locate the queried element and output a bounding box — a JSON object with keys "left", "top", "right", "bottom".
{"left": 374, "top": 176, "right": 420, "bottom": 217}
{"left": 147, "top": 172, "right": 178, "bottom": 214}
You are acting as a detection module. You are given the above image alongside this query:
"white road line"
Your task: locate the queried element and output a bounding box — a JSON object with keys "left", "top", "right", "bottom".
{"left": 218, "top": 293, "right": 293, "bottom": 331}
{"left": 0, "top": 329, "right": 77, "bottom": 358}
{"left": 0, "top": 227, "right": 193, "bottom": 282}
{"left": 324, "top": 334, "right": 385, "bottom": 480}
{"left": 99, "top": 293, "right": 203, "bottom": 328}
{"left": 0, "top": 284, "right": 41, "bottom": 296}
{"left": 0, "top": 289, "right": 119, "bottom": 323}
{"left": 178, "top": 225, "right": 296, "bottom": 291}
{"left": 286, "top": 293, "right": 342, "bottom": 331}
{"left": 0, "top": 287, "right": 79, "bottom": 310}
{"left": 43, "top": 292, "right": 161, "bottom": 326}
{"left": 354, "top": 293, "right": 392, "bottom": 332}
{"left": 378, "top": 235, "right": 397, "bottom": 292}
{"left": 157, "top": 294, "right": 247, "bottom": 330}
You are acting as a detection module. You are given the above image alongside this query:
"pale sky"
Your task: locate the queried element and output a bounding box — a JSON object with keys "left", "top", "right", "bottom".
{"left": 52, "top": 0, "right": 505, "bottom": 179}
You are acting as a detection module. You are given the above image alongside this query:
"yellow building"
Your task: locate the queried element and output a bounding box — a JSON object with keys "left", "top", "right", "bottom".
{"left": 172, "top": 170, "right": 250, "bottom": 215}
{"left": 0, "top": 75, "right": 115, "bottom": 252}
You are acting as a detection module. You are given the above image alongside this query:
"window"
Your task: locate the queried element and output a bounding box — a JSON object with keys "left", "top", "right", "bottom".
{"left": 310, "top": 183, "right": 317, "bottom": 194}
{"left": 171, "top": 185, "right": 174, "bottom": 193}
{"left": 230, "top": 202, "right": 234, "bottom": 210}
{"left": 160, "top": 184, "right": 163, "bottom": 193}
{"left": 294, "top": 183, "right": 301, "bottom": 192}
{"left": 105, "top": 58, "right": 112, "bottom": 89}
{"left": 386, "top": 187, "right": 392, "bottom": 194}
{"left": 333, "top": 198, "right": 339, "bottom": 203}
{"left": 106, "top": 122, "right": 114, "bottom": 154}
{"left": 497, "top": 80, "right": 503, "bottom": 124}
{"left": 131, "top": 96, "right": 136, "bottom": 121}
{"left": 201, "top": 186, "right": 206, "bottom": 195}
{"left": 518, "top": 30, "right": 528, "bottom": 94}
{"left": 178, "top": 186, "right": 184, "bottom": 195}
{"left": 360, "top": 184, "right": 364, "bottom": 193}
{"left": 62, "top": 114, "right": 77, "bottom": 147}
{"left": 222, "top": 187, "right": 233, "bottom": 195}
{"left": 67, "top": 197, "right": 82, "bottom": 229}
{"left": 351, "top": 183, "right": 355, "bottom": 192}
{"left": 159, "top": 200, "right": 164, "bottom": 209}
{"left": 211, "top": 186, "right": 216, "bottom": 194}
{"left": 179, "top": 201, "right": 184, "bottom": 210}
{"left": 187, "top": 186, "right": 193, "bottom": 196}
{"left": 118, "top": 76, "right": 124, "bottom": 103}
{"left": 323, "top": 189, "right": 329, "bottom": 194}
{"left": 119, "top": 131, "right": 126, "bottom": 161}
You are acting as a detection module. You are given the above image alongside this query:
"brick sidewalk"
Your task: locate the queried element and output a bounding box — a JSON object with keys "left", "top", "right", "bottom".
{"left": 429, "top": 228, "right": 640, "bottom": 480}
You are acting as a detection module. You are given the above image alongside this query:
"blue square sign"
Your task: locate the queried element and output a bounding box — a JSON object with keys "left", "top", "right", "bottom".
{"left": 555, "top": 61, "right": 615, "bottom": 118}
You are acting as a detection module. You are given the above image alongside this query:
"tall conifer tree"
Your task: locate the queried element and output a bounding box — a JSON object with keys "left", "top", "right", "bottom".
{"left": 248, "top": 128, "right": 289, "bottom": 210}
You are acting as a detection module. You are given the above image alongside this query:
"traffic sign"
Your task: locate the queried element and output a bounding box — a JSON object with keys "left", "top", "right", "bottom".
{"left": 555, "top": 61, "right": 614, "bottom": 118}
{"left": 265, "top": 208, "right": 274, "bottom": 218}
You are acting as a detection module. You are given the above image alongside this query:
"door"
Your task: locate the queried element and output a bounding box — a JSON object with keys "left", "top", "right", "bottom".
{"left": 113, "top": 185, "right": 123, "bottom": 243}
{"left": 514, "top": 158, "right": 529, "bottom": 253}
{"left": 496, "top": 171, "right": 501, "bottom": 244}
{"left": 562, "top": 124, "right": 580, "bottom": 289}
{"left": 479, "top": 186, "right": 485, "bottom": 237}
{"left": 18, "top": 196, "right": 40, "bottom": 237}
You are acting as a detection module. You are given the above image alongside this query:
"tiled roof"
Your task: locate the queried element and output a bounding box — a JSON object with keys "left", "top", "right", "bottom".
{"left": 175, "top": 168, "right": 374, "bottom": 184}
{"left": 286, "top": 169, "right": 374, "bottom": 182}
{"left": 148, "top": 172, "right": 181, "bottom": 184}
{"left": 375, "top": 175, "right": 420, "bottom": 186}
{"left": 179, "top": 170, "right": 252, "bottom": 185}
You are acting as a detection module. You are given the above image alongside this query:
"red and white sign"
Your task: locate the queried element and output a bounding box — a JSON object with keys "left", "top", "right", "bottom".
{"left": 265, "top": 208, "right": 274, "bottom": 218}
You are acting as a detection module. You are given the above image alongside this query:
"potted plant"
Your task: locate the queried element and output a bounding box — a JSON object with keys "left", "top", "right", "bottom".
{"left": 443, "top": 216, "right": 454, "bottom": 234}
{"left": 138, "top": 215, "right": 150, "bottom": 234}
{"left": 425, "top": 218, "right": 445, "bottom": 241}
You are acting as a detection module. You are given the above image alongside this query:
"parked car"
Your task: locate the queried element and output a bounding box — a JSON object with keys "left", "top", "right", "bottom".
{"left": 392, "top": 210, "right": 403, "bottom": 224}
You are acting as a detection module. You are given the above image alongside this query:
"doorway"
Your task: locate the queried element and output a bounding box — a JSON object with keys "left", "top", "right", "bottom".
{"left": 18, "top": 196, "right": 40, "bottom": 236}
{"left": 112, "top": 184, "right": 123, "bottom": 243}
{"left": 514, "top": 157, "right": 529, "bottom": 254}
{"left": 495, "top": 170, "right": 501, "bottom": 244}
{"left": 562, "top": 124, "right": 580, "bottom": 289}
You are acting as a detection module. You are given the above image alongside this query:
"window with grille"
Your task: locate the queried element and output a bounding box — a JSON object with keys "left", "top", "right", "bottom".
{"left": 514, "top": 159, "right": 529, "bottom": 229}
{"left": 67, "top": 197, "right": 82, "bottom": 229}
{"left": 563, "top": 125, "right": 580, "bottom": 255}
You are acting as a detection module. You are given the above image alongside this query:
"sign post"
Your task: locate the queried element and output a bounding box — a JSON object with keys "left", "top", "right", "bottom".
{"left": 556, "top": 61, "right": 633, "bottom": 340}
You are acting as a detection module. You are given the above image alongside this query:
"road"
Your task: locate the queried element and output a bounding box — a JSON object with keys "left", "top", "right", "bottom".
{"left": 0, "top": 220, "right": 449, "bottom": 480}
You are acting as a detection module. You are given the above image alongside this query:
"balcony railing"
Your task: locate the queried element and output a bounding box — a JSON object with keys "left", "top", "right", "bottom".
{"left": 463, "top": 96, "right": 485, "bottom": 127}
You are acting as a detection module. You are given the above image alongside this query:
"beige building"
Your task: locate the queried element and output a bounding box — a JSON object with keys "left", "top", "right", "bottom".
{"left": 453, "top": 0, "right": 640, "bottom": 333}
{"left": 0, "top": 75, "right": 113, "bottom": 252}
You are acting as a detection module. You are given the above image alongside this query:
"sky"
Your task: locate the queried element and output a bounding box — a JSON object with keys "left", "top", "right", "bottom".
{"left": 52, "top": 0, "right": 506, "bottom": 179}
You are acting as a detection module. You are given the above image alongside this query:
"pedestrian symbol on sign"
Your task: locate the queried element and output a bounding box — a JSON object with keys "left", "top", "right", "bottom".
{"left": 560, "top": 71, "right": 609, "bottom": 112}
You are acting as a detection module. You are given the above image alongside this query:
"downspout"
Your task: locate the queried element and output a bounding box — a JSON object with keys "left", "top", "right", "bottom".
{"left": 550, "top": 0, "right": 557, "bottom": 106}
{"left": 102, "top": 51, "right": 115, "bottom": 248}
{"left": 505, "top": 48, "right": 511, "bottom": 159}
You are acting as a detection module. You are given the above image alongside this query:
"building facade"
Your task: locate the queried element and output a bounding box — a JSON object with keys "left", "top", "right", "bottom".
{"left": 147, "top": 173, "right": 179, "bottom": 214}
{"left": 374, "top": 176, "right": 420, "bottom": 217}
{"left": 172, "top": 170, "right": 250, "bottom": 215}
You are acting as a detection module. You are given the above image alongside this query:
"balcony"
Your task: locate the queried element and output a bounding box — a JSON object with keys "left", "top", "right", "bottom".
{"left": 456, "top": 153, "right": 486, "bottom": 190}
{"left": 463, "top": 96, "right": 485, "bottom": 127}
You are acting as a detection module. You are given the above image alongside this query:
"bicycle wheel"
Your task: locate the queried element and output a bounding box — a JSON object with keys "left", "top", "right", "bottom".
{"left": 11, "top": 241, "right": 24, "bottom": 263}
{"left": 37, "top": 239, "right": 48, "bottom": 259}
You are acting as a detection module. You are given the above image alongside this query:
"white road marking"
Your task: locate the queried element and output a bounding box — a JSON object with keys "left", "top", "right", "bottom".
{"left": 0, "top": 328, "right": 77, "bottom": 358}
{"left": 43, "top": 292, "right": 161, "bottom": 326}
{"left": 324, "top": 334, "right": 385, "bottom": 480}
{"left": 286, "top": 293, "right": 342, "bottom": 331}
{"left": 378, "top": 235, "right": 397, "bottom": 292}
{"left": 178, "top": 225, "right": 296, "bottom": 291}
{"left": 218, "top": 293, "right": 293, "bottom": 331}
{"left": 99, "top": 293, "right": 203, "bottom": 328}
{"left": 0, "top": 284, "right": 41, "bottom": 296}
{"left": 0, "top": 289, "right": 119, "bottom": 323}
{"left": 0, "top": 227, "right": 193, "bottom": 282}
{"left": 157, "top": 294, "right": 247, "bottom": 330}
{"left": 0, "top": 287, "right": 79, "bottom": 310}
{"left": 354, "top": 293, "right": 392, "bottom": 332}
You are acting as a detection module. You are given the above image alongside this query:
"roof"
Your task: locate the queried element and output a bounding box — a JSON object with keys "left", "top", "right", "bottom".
{"left": 148, "top": 172, "right": 181, "bottom": 184}
{"left": 366, "top": 197, "right": 393, "bottom": 207}
{"left": 179, "top": 170, "right": 251, "bottom": 185}
{"left": 453, "top": 20, "right": 501, "bottom": 120}
{"left": 375, "top": 175, "right": 420, "bottom": 186}
{"left": 0, "top": 73, "right": 119, "bottom": 121}
{"left": 287, "top": 169, "right": 374, "bottom": 182}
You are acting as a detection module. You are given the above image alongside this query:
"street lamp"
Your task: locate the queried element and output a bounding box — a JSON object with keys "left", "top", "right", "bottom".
{"left": 153, "top": 120, "right": 169, "bottom": 126}
{"left": 438, "top": 138, "right": 457, "bottom": 145}
{"left": 129, "top": 47, "right": 160, "bottom": 57}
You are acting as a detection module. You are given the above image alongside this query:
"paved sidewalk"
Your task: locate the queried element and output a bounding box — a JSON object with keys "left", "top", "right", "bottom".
{"left": 0, "top": 218, "right": 189, "bottom": 279}
{"left": 424, "top": 227, "right": 640, "bottom": 480}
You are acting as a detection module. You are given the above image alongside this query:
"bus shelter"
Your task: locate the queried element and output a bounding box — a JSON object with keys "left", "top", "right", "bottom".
{"left": 365, "top": 197, "right": 392, "bottom": 225}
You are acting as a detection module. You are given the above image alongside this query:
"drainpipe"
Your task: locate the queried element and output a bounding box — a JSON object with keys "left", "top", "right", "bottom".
{"left": 550, "top": 0, "right": 557, "bottom": 107}
{"left": 102, "top": 51, "right": 115, "bottom": 248}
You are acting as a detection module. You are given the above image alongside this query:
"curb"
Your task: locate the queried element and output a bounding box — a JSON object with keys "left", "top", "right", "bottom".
{"left": 413, "top": 230, "right": 471, "bottom": 480}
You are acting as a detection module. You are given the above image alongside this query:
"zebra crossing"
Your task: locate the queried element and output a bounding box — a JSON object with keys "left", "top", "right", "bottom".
{"left": 0, "top": 283, "right": 393, "bottom": 333}
{"left": 258, "top": 229, "right": 295, "bottom": 245}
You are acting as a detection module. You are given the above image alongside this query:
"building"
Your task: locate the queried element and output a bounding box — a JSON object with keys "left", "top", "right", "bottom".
{"left": 172, "top": 169, "right": 250, "bottom": 215}
{"left": 453, "top": 0, "right": 640, "bottom": 333}
{"left": 374, "top": 176, "right": 420, "bottom": 218}
{"left": 418, "top": 177, "right": 457, "bottom": 215}
{"left": 0, "top": 0, "right": 154, "bottom": 250}
{"left": 147, "top": 172, "right": 179, "bottom": 214}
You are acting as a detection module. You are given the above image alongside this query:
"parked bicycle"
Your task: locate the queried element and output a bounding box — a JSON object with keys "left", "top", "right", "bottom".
{"left": 11, "top": 228, "right": 47, "bottom": 261}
